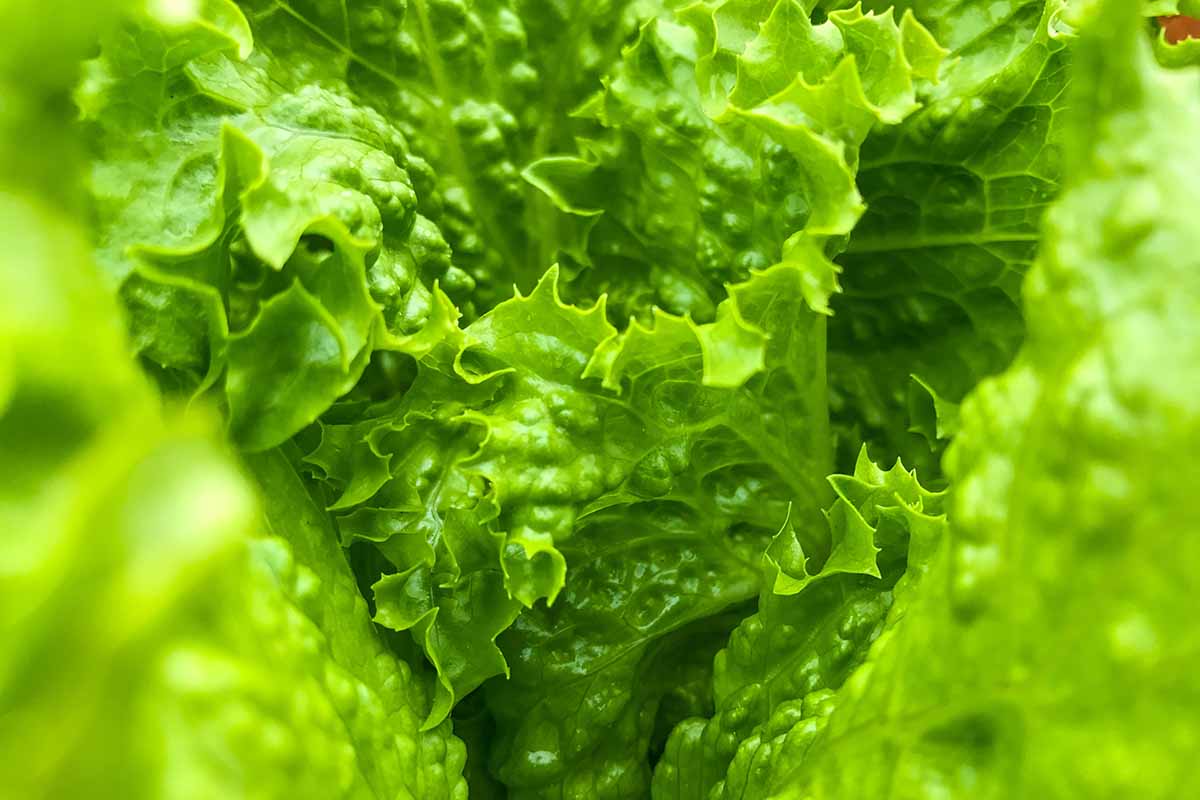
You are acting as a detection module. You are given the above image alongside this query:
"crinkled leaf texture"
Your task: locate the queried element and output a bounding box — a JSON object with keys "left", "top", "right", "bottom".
{"left": 1, "top": 6, "right": 466, "bottom": 792}
{"left": 828, "top": 0, "right": 1071, "bottom": 477}
{"left": 526, "top": 0, "right": 944, "bottom": 321}
{"left": 651, "top": 448, "right": 947, "bottom": 799}
{"left": 84, "top": 1, "right": 476, "bottom": 452}
{"left": 82, "top": 0, "right": 675, "bottom": 454}
{"left": 664, "top": 3, "right": 1200, "bottom": 798}
{"left": 0, "top": 197, "right": 468, "bottom": 799}
{"left": 308, "top": 258, "right": 831, "bottom": 738}
{"left": 11, "top": 1, "right": 1200, "bottom": 799}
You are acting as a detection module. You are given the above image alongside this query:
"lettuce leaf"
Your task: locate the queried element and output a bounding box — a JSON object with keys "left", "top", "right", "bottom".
{"left": 0, "top": 179, "right": 468, "bottom": 800}
{"left": 1, "top": 6, "right": 465, "bottom": 794}
{"left": 307, "top": 259, "right": 830, "bottom": 736}
{"left": 7, "top": 1, "right": 1199, "bottom": 798}
{"left": 827, "top": 0, "right": 1070, "bottom": 476}
{"left": 526, "top": 0, "right": 944, "bottom": 320}
{"left": 652, "top": 449, "right": 947, "bottom": 799}
{"left": 681, "top": 3, "right": 1200, "bottom": 797}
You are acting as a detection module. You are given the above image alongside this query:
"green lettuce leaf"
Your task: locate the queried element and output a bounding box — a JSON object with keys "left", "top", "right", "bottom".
{"left": 376, "top": 0, "right": 655, "bottom": 299}
{"left": 84, "top": 5, "right": 434, "bottom": 448}
{"left": 827, "top": 0, "right": 1070, "bottom": 477}
{"left": 1, "top": 5, "right": 466, "bottom": 793}
{"left": 307, "top": 259, "right": 832, "bottom": 735}
{"left": 0, "top": 186, "right": 468, "bottom": 800}
{"left": 651, "top": 449, "right": 946, "bottom": 799}
{"left": 525, "top": 0, "right": 944, "bottom": 321}
{"left": 13, "top": 2, "right": 1195, "bottom": 798}
{"left": 302, "top": 1, "right": 939, "bottom": 784}
{"left": 723, "top": 3, "right": 1200, "bottom": 796}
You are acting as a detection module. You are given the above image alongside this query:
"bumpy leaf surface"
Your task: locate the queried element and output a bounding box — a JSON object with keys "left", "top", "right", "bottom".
{"left": 692, "top": 4, "right": 1200, "bottom": 797}
{"left": 1, "top": 6, "right": 466, "bottom": 794}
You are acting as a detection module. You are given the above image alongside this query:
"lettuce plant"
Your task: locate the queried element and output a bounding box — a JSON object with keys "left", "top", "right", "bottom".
{"left": 2, "top": 1, "right": 1197, "bottom": 798}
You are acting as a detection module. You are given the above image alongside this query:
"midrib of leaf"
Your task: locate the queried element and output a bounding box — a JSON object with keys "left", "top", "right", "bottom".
{"left": 268, "top": 0, "right": 525, "bottom": 287}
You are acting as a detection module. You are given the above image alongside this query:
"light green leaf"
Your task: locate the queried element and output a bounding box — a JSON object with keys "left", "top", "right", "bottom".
{"left": 0, "top": 168, "right": 466, "bottom": 800}
{"left": 652, "top": 449, "right": 946, "bottom": 800}
{"left": 828, "top": 0, "right": 1069, "bottom": 476}
{"left": 86, "top": 3, "right": 467, "bottom": 450}
{"left": 527, "top": 1, "right": 938, "bottom": 320}
{"left": 308, "top": 257, "right": 832, "bottom": 747}
{"left": 748, "top": 5, "right": 1200, "bottom": 797}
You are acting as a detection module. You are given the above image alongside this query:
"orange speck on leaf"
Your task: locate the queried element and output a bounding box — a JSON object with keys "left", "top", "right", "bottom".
{"left": 1160, "top": 15, "right": 1200, "bottom": 45}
